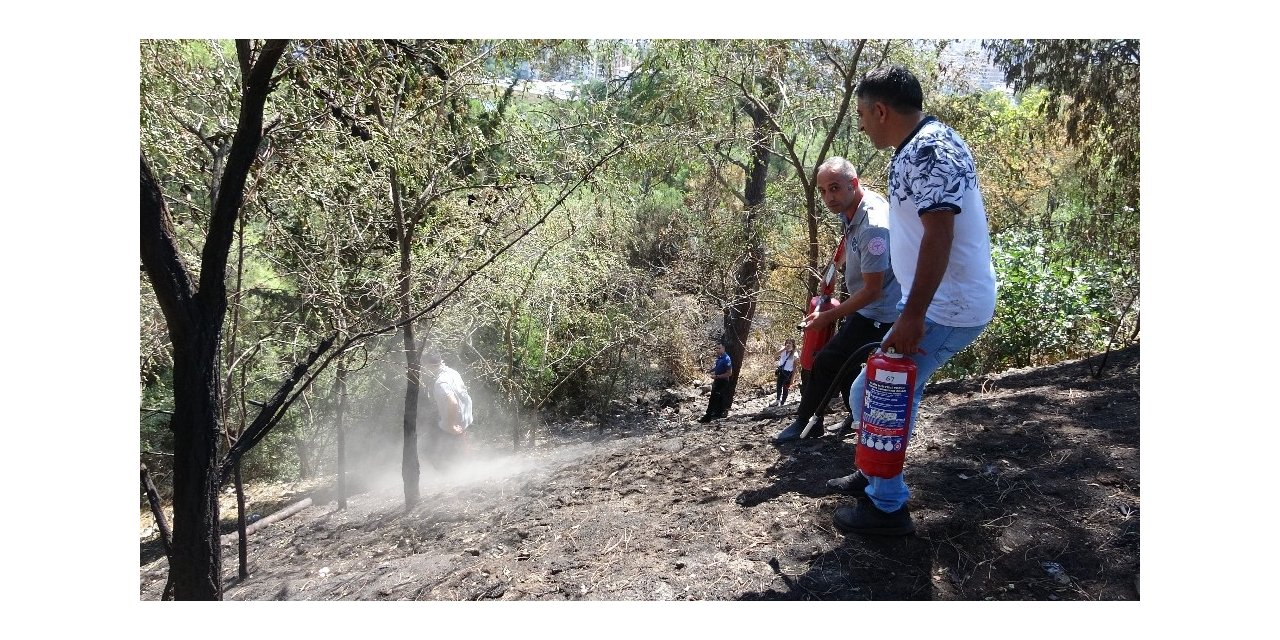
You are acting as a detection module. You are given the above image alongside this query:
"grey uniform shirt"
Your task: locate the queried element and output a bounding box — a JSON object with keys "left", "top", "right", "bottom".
{"left": 841, "top": 189, "right": 902, "bottom": 324}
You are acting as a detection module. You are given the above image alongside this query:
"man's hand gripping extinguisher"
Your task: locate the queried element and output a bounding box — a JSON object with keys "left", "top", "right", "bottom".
{"left": 855, "top": 348, "right": 918, "bottom": 478}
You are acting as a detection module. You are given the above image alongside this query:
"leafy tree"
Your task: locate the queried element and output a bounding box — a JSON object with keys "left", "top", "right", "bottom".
{"left": 283, "top": 39, "right": 551, "bottom": 505}
{"left": 976, "top": 39, "right": 1140, "bottom": 370}
{"left": 982, "top": 39, "right": 1140, "bottom": 254}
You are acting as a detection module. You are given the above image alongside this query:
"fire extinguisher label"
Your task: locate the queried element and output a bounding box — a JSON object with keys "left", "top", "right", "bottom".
{"left": 865, "top": 379, "right": 909, "bottom": 429}
{"left": 860, "top": 430, "right": 905, "bottom": 452}
{"left": 874, "top": 368, "right": 907, "bottom": 385}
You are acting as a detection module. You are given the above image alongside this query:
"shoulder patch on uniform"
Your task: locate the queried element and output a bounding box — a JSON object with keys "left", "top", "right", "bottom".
{"left": 867, "top": 237, "right": 887, "bottom": 256}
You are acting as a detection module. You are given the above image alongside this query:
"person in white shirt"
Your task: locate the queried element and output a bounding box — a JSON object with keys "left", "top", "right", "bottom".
{"left": 773, "top": 339, "right": 798, "bottom": 406}
{"left": 423, "top": 350, "right": 472, "bottom": 470}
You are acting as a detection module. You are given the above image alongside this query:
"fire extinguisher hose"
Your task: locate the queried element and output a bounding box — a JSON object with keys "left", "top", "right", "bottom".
{"left": 797, "top": 340, "right": 883, "bottom": 438}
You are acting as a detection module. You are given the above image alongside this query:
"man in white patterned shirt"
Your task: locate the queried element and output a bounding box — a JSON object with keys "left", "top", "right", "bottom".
{"left": 829, "top": 65, "right": 997, "bottom": 536}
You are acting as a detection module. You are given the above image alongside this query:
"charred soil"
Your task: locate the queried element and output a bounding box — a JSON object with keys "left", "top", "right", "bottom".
{"left": 140, "top": 345, "right": 1139, "bottom": 601}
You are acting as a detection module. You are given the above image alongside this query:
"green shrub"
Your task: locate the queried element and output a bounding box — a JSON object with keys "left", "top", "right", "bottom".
{"left": 943, "top": 229, "right": 1121, "bottom": 378}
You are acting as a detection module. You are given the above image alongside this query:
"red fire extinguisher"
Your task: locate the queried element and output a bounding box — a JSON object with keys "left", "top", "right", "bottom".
{"left": 797, "top": 228, "right": 851, "bottom": 370}
{"left": 855, "top": 348, "right": 918, "bottom": 478}
{"left": 798, "top": 294, "right": 839, "bottom": 370}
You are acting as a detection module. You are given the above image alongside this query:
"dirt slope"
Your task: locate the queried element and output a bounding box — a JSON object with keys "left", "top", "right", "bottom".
{"left": 139, "top": 345, "right": 1139, "bottom": 601}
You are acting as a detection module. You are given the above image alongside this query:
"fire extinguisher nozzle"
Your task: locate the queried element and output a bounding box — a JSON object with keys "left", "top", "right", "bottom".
{"left": 798, "top": 415, "right": 821, "bottom": 439}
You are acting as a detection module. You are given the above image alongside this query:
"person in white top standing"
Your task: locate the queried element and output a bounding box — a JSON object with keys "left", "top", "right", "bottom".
{"left": 829, "top": 64, "right": 997, "bottom": 537}
{"left": 423, "top": 349, "right": 473, "bottom": 470}
{"left": 773, "top": 339, "right": 798, "bottom": 406}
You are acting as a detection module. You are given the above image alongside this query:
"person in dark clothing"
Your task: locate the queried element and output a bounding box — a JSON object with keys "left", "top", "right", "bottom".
{"left": 699, "top": 343, "right": 733, "bottom": 423}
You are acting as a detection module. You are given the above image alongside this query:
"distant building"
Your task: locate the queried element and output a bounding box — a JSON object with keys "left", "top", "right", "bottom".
{"left": 937, "top": 40, "right": 1014, "bottom": 100}
{"left": 501, "top": 41, "right": 644, "bottom": 101}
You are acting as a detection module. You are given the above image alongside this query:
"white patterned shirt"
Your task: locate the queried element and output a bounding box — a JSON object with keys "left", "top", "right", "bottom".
{"left": 888, "top": 117, "right": 997, "bottom": 327}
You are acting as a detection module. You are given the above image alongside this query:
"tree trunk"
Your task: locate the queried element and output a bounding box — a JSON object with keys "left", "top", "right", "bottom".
{"left": 392, "top": 170, "right": 421, "bottom": 508}
{"left": 142, "top": 461, "right": 178, "bottom": 598}
{"left": 720, "top": 96, "right": 773, "bottom": 411}
{"left": 333, "top": 359, "right": 349, "bottom": 510}
{"left": 168, "top": 329, "right": 225, "bottom": 600}
{"left": 139, "top": 39, "right": 288, "bottom": 600}
{"left": 228, "top": 207, "right": 251, "bottom": 583}
{"left": 511, "top": 400, "right": 522, "bottom": 451}
{"left": 235, "top": 464, "right": 248, "bottom": 580}
{"left": 140, "top": 463, "right": 173, "bottom": 557}
{"left": 401, "top": 323, "right": 422, "bottom": 507}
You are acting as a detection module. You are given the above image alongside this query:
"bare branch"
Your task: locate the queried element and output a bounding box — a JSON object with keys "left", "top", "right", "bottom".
{"left": 199, "top": 39, "right": 289, "bottom": 304}
{"left": 218, "top": 334, "right": 335, "bottom": 483}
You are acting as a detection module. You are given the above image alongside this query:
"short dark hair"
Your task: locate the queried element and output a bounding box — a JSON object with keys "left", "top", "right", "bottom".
{"left": 855, "top": 64, "right": 924, "bottom": 114}
{"left": 423, "top": 349, "right": 443, "bottom": 365}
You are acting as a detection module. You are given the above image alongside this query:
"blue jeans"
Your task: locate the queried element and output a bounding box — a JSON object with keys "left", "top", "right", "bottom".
{"left": 846, "top": 318, "right": 988, "bottom": 512}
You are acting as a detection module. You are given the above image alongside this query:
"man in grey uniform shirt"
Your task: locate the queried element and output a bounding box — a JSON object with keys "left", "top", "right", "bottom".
{"left": 772, "top": 156, "right": 902, "bottom": 443}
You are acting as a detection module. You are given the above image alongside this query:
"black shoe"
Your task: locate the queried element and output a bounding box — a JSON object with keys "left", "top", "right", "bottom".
{"left": 826, "top": 470, "right": 869, "bottom": 497}
{"left": 801, "top": 416, "right": 824, "bottom": 438}
{"left": 825, "top": 414, "right": 855, "bottom": 438}
{"left": 698, "top": 415, "right": 712, "bottom": 423}
{"left": 833, "top": 498, "right": 915, "bottom": 536}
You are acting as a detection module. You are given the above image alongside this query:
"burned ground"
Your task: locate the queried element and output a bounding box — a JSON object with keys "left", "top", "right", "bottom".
{"left": 139, "top": 345, "right": 1138, "bottom": 601}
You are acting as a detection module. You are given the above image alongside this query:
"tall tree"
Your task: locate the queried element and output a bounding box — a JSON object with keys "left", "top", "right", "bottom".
{"left": 714, "top": 52, "right": 783, "bottom": 412}
{"left": 140, "top": 39, "right": 288, "bottom": 600}
{"left": 689, "top": 40, "right": 888, "bottom": 409}
{"left": 745, "top": 39, "right": 872, "bottom": 296}
{"left": 284, "top": 39, "right": 500, "bottom": 507}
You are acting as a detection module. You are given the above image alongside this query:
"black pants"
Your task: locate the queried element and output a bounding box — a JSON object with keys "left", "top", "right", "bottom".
{"left": 422, "top": 426, "right": 470, "bottom": 471}
{"left": 775, "top": 367, "right": 794, "bottom": 404}
{"left": 796, "top": 313, "right": 892, "bottom": 424}
{"left": 704, "top": 378, "right": 730, "bottom": 418}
